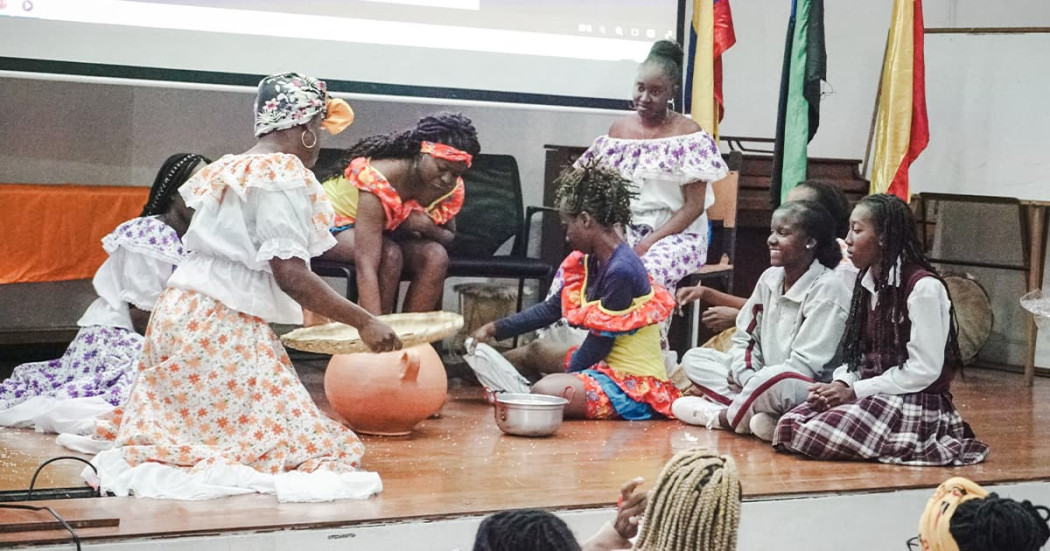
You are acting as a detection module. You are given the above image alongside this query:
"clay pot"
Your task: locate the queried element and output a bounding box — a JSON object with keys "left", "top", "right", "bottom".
{"left": 324, "top": 344, "right": 448, "bottom": 436}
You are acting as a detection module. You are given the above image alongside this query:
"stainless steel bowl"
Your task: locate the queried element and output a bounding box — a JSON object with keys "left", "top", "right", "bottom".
{"left": 493, "top": 393, "right": 569, "bottom": 437}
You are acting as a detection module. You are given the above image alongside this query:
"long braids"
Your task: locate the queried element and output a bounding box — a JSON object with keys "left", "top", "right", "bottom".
{"left": 841, "top": 194, "right": 961, "bottom": 372}
{"left": 316, "top": 112, "right": 480, "bottom": 182}
{"left": 554, "top": 159, "right": 637, "bottom": 227}
{"left": 140, "top": 153, "right": 210, "bottom": 217}
{"left": 472, "top": 509, "right": 581, "bottom": 551}
{"left": 633, "top": 448, "right": 740, "bottom": 551}
{"left": 951, "top": 494, "right": 1050, "bottom": 551}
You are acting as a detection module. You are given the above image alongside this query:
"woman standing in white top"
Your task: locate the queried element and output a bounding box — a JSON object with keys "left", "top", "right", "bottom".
{"left": 88, "top": 73, "right": 400, "bottom": 501}
{"left": 0, "top": 153, "right": 207, "bottom": 433}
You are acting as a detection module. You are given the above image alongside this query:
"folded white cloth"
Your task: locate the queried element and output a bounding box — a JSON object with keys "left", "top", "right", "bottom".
{"left": 464, "top": 340, "right": 531, "bottom": 394}
{"left": 0, "top": 396, "right": 114, "bottom": 435}
{"left": 84, "top": 448, "right": 383, "bottom": 502}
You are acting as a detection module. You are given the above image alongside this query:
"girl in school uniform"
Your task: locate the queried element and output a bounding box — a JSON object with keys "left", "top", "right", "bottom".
{"left": 671, "top": 201, "right": 852, "bottom": 440}
{"left": 470, "top": 163, "right": 679, "bottom": 420}
{"left": 773, "top": 193, "right": 989, "bottom": 465}
{"left": 0, "top": 153, "right": 208, "bottom": 433}
{"left": 316, "top": 113, "right": 480, "bottom": 314}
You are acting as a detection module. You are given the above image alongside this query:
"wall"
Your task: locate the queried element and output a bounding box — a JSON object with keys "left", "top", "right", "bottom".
{"left": 2, "top": 0, "right": 1049, "bottom": 364}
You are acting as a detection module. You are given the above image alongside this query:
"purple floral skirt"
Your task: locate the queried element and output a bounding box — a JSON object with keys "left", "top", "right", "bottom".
{"left": 0, "top": 325, "right": 143, "bottom": 410}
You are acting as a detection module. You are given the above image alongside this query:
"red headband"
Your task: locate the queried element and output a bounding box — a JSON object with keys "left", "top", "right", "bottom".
{"left": 421, "top": 141, "right": 472, "bottom": 167}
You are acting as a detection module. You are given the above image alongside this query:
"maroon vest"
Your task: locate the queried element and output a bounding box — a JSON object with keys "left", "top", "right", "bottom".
{"left": 859, "top": 264, "right": 955, "bottom": 394}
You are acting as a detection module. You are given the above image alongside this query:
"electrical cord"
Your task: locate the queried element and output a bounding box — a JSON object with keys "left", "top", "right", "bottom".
{"left": 26, "top": 456, "right": 100, "bottom": 501}
{"left": 0, "top": 503, "right": 82, "bottom": 550}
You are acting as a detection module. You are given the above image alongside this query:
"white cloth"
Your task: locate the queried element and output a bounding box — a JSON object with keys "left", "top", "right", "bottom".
{"left": 78, "top": 215, "right": 184, "bottom": 329}
{"left": 832, "top": 270, "right": 951, "bottom": 399}
{"left": 169, "top": 153, "right": 337, "bottom": 324}
{"left": 0, "top": 396, "right": 114, "bottom": 435}
{"left": 574, "top": 132, "right": 728, "bottom": 236}
{"left": 84, "top": 449, "right": 382, "bottom": 502}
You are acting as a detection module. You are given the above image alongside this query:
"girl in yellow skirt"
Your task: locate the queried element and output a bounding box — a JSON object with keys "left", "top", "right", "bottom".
{"left": 471, "top": 163, "right": 678, "bottom": 420}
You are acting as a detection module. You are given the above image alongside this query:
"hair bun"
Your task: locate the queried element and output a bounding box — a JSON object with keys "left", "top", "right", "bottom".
{"left": 648, "top": 40, "right": 684, "bottom": 69}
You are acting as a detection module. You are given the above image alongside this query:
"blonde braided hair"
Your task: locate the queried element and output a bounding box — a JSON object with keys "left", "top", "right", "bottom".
{"left": 633, "top": 448, "right": 741, "bottom": 551}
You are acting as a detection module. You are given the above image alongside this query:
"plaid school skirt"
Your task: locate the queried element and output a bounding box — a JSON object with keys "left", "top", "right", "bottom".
{"left": 772, "top": 392, "right": 989, "bottom": 466}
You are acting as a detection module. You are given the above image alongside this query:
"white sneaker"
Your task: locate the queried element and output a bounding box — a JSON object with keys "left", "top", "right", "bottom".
{"left": 672, "top": 397, "right": 726, "bottom": 430}
{"left": 749, "top": 412, "right": 777, "bottom": 442}
{"left": 463, "top": 340, "right": 532, "bottom": 395}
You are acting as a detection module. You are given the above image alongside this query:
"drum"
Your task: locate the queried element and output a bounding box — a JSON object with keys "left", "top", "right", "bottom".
{"left": 944, "top": 274, "right": 993, "bottom": 365}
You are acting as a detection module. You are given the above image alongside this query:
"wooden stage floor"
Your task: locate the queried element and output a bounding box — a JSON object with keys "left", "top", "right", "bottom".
{"left": 1, "top": 367, "right": 1048, "bottom": 546}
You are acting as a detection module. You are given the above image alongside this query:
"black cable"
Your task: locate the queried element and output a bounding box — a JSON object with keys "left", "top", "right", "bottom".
{"left": 0, "top": 503, "right": 81, "bottom": 550}
{"left": 26, "top": 456, "right": 99, "bottom": 501}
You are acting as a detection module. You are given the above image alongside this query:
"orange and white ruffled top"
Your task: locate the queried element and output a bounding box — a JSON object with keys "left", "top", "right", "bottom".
{"left": 323, "top": 157, "right": 464, "bottom": 230}
{"left": 170, "top": 153, "right": 336, "bottom": 324}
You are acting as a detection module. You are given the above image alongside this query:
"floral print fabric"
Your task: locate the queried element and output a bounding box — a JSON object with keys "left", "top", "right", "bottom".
{"left": 94, "top": 288, "right": 365, "bottom": 475}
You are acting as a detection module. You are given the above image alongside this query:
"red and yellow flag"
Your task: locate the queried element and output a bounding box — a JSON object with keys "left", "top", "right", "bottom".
{"left": 870, "top": 0, "right": 929, "bottom": 200}
{"left": 687, "top": 0, "right": 736, "bottom": 139}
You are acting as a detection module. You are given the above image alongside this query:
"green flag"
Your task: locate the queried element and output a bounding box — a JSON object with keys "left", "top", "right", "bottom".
{"left": 771, "top": 0, "right": 826, "bottom": 206}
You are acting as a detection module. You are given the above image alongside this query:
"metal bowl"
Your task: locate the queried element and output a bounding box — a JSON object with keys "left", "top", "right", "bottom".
{"left": 493, "top": 393, "right": 569, "bottom": 437}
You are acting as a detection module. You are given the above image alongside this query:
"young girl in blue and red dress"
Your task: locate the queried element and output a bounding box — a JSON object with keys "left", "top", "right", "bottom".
{"left": 471, "top": 163, "right": 679, "bottom": 420}
{"left": 773, "top": 194, "right": 988, "bottom": 465}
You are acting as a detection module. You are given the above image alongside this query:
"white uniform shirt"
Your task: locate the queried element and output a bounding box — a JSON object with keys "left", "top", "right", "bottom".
{"left": 832, "top": 266, "right": 952, "bottom": 398}
{"left": 729, "top": 259, "right": 852, "bottom": 386}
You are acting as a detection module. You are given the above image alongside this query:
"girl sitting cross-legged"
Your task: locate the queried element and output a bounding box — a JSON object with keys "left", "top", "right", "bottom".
{"left": 773, "top": 193, "right": 989, "bottom": 465}
{"left": 470, "top": 162, "right": 679, "bottom": 420}
{"left": 671, "top": 200, "right": 852, "bottom": 441}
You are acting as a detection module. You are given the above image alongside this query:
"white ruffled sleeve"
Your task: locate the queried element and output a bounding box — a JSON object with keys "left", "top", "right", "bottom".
{"left": 249, "top": 186, "right": 337, "bottom": 264}
{"left": 112, "top": 247, "right": 177, "bottom": 311}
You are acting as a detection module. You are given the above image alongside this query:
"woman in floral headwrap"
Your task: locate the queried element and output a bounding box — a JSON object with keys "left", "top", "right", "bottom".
{"left": 81, "top": 72, "right": 400, "bottom": 502}
{"left": 315, "top": 112, "right": 480, "bottom": 314}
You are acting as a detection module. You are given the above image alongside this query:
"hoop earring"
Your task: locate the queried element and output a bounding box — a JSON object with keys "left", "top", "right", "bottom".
{"left": 301, "top": 129, "right": 317, "bottom": 149}
{"left": 667, "top": 98, "right": 676, "bottom": 112}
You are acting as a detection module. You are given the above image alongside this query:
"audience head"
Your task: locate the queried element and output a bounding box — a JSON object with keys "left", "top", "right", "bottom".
{"left": 787, "top": 180, "right": 851, "bottom": 239}
{"left": 633, "top": 448, "right": 741, "bottom": 551}
{"left": 254, "top": 72, "right": 354, "bottom": 169}
{"left": 634, "top": 40, "right": 683, "bottom": 122}
{"left": 917, "top": 477, "right": 1050, "bottom": 551}
{"left": 841, "top": 193, "right": 960, "bottom": 372}
{"left": 555, "top": 160, "right": 637, "bottom": 251}
{"left": 472, "top": 509, "right": 581, "bottom": 551}
{"left": 769, "top": 200, "right": 841, "bottom": 271}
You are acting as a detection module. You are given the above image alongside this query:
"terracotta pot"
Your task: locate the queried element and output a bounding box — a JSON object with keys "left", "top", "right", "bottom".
{"left": 324, "top": 344, "right": 448, "bottom": 436}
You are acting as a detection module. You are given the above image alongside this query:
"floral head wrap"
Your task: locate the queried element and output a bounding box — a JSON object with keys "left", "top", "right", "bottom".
{"left": 254, "top": 72, "right": 354, "bottom": 137}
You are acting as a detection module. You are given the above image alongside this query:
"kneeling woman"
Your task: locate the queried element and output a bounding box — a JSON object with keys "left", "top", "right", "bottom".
{"left": 774, "top": 194, "right": 989, "bottom": 465}
{"left": 471, "top": 163, "right": 678, "bottom": 420}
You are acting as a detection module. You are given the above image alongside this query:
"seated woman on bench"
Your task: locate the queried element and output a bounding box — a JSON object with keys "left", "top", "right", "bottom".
{"left": 316, "top": 113, "right": 480, "bottom": 314}
{"left": 470, "top": 163, "right": 679, "bottom": 420}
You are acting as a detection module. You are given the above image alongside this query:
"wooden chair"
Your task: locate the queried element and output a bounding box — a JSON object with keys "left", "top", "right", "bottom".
{"left": 676, "top": 151, "right": 742, "bottom": 350}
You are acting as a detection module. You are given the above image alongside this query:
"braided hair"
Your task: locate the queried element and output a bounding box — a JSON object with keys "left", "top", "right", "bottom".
{"left": 317, "top": 112, "right": 480, "bottom": 182}
{"left": 554, "top": 160, "right": 637, "bottom": 228}
{"left": 633, "top": 448, "right": 741, "bottom": 551}
{"left": 643, "top": 40, "right": 684, "bottom": 88}
{"left": 472, "top": 509, "right": 581, "bottom": 551}
{"left": 774, "top": 200, "right": 841, "bottom": 269}
{"left": 140, "top": 153, "right": 211, "bottom": 217}
{"left": 951, "top": 494, "right": 1050, "bottom": 551}
{"left": 840, "top": 194, "right": 961, "bottom": 373}
{"left": 793, "top": 180, "right": 851, "bottom": 238}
